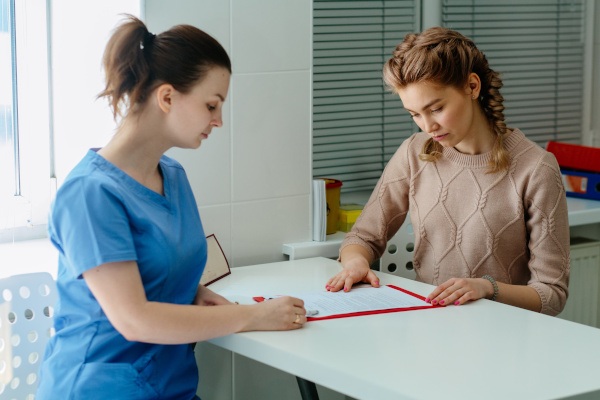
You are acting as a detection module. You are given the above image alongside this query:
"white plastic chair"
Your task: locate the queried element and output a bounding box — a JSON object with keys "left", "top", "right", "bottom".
{"left": 0, "top": 272, "right": 57, "bottom": 400}
{"left": 379, "top": 217, "right": 417, "bottom": 280}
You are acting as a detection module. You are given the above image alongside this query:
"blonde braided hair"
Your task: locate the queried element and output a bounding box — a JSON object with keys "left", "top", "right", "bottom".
{"left": 383, "top": 27, "right": 509, "bottom": 172}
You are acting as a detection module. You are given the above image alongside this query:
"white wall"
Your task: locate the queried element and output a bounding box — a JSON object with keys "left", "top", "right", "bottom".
{"left": 145, "top": 0, "right": 313, "bottom": 269}
{"left": 143, "top": 2, "right": 325, "bottom": 399}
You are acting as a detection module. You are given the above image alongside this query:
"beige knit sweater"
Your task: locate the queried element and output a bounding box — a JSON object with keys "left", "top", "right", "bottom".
{"left": 341, "top": 129, "right": 570, "bottom": 315}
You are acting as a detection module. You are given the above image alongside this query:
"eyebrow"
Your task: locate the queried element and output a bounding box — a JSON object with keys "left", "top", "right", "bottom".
{"left": 404, "top": 98, "right": 442, "bottom": 113}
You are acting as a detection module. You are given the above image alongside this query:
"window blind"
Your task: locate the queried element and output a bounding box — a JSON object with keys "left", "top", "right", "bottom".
{"left": 313, "top": 0, "right": 418, "bottom": 192}
{"left": 442, "top": 0, "right": 586, "bottom": 146}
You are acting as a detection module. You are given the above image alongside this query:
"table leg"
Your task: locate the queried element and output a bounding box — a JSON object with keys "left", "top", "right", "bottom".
{"left": 296, "top": 376, "right": 320, "bottom": 400}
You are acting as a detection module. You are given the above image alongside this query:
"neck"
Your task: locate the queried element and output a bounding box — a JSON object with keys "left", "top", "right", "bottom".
{"left": 98, "top": 114, "right": 168, "bottom": 193}
{"left": 454, "top": 109, "right": 496, "bottom": 155}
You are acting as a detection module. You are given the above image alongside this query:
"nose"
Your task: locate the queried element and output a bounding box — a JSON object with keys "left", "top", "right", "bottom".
{"left": 422, "top": 116, "right": 439, "bottom": 134}
{"left": 211, "top": 110, "right": 223, "bottom": 128}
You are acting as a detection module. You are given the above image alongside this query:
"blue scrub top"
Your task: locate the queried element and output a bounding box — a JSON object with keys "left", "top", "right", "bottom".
{"left": 37, "top": 150, "right": 206, "bottom": 400}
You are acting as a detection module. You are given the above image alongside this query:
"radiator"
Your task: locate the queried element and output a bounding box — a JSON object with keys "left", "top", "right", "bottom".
{"left": 558, "top": 238, "right": 600, "bottom": 328}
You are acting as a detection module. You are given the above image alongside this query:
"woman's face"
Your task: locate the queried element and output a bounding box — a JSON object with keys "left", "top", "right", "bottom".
{"left": 397, "top": 77, "right": 492, "bottom": 155}
{"left": 166, "top": 66, "right": 231, "bottom": 149}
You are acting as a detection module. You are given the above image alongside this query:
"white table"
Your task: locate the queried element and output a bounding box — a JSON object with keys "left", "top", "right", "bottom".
{"left": 208, "top": 257, "right": 600, "bottom": 400}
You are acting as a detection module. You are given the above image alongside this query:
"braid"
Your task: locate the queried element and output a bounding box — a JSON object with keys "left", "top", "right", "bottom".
{"left": 479, "top": 68, "right": 510, "bottom": 172}
{"left": 383, "top": 27, "right": 511, "bottom": 172}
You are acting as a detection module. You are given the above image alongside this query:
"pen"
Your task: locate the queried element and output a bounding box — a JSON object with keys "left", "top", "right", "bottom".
{"left": 252, "top": 297, "right": 319, "bottom": 317}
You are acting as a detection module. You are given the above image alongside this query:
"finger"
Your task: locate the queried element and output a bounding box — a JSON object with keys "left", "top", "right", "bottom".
{"left": 437, "top": 285, "right": 468, "bottom": 306}
{"left": 427, "top": 279, "right": 458, "bottom": 303}
{"left": 291, "top": 312, "right": 306, "bottom": 327}
{"left": 343, "top": 276, "right": 356, "bottom": 292}
{"left": 365, "top": 270, "right": 380, "bottom": 287}
{"left": 327, "top": 276, "right": 345, "bottom": 292}
{"left": 290, "top": 297, "right": 305, "bottom": 308}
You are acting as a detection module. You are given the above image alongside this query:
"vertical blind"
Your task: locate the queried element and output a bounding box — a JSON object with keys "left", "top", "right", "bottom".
{"left": 442, "top": 0, "right": 586, "bottom": 146}
{"left": 313, "top": 1, "right": 418, "bottom": 192}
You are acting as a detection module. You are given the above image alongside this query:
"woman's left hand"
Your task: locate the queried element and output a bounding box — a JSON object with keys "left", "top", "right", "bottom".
{"left": 426, "top": 277, "right": 493, "bottom": 306}
{"left": 193, "top": 285, "right": 233, "bottom": 306}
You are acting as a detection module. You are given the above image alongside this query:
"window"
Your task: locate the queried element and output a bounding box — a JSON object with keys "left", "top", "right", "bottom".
{"left": 312, "top": 0, "right": 418, "bottom": 192}
{"left": 0, "top": 0, "right": 51, "bottom": 240}
{"left": 442, "top": 0, "right": 586, "bottom": 145}
{"left": 0, "top": 0, "right": 17, "bottom": 223}
{"left": 0, "top": 0, "right": 140, "bottom": 243}
{"left": 313, "top": 0, "right": 589, "bottom": 193}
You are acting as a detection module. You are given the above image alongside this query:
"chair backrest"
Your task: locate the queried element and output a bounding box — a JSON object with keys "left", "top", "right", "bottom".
{"left": 0, "top": 272, "right": 57, "bottom": 400}
{"left": 379, "top": 216, "right": 417, "bottom": 280}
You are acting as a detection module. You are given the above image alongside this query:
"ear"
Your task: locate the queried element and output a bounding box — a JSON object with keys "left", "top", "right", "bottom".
{"left": 465, "top": 72, "right": 481, "bottom": 99}
{"left": 155, "top": 83, "right": 175, "bottom": 113}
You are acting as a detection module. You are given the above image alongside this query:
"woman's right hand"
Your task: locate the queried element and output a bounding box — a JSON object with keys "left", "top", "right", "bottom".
{"left": 326, "top": 252, "right": 380, "bottom": 292}
{"left": 246, "top": 296, "right": 307, "bottom": 331}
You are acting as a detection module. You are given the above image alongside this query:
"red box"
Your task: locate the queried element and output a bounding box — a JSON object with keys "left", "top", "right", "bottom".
{"left": 546, "top": 141, "right": 600, "bottom": 173}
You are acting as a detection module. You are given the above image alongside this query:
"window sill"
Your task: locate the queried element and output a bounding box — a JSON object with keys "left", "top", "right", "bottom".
{"left": 0, "top": 236, "right": 57, "bottom": 279}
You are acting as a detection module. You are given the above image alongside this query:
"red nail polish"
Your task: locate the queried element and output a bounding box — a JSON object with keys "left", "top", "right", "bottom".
{"left": 425, "top": 298, "right": 430, "bottom": 303}
{"left": 440, "top": 300, "right": 445, "bottom": 305}
{"left": 454, "top": 301, "right": 460, "bottom": 305}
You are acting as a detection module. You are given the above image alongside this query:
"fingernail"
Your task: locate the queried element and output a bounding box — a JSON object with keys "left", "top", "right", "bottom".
{"left": 439, "top": 300, "right": 445, "bottom": 305}
{"left": 425, "top": 298, "right": 430, "bottom": 303}
{"left": 344, "top": 287, "right": 349, "bottom": 292}
{"left": 454, "top": 301, "right": 460, "bottom": 306}
{"left": 432, "top": 299, "right": 437, "bottom": 305}
{"left": 325, "top": 285, "right": 330, "bottom": 289}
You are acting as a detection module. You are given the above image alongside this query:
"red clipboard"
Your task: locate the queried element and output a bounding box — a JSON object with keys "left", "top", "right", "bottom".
{"left": 254, "top": 284, "right": 442, "bottom": 322}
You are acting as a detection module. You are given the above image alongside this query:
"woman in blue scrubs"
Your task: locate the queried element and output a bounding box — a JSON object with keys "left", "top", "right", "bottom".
{"left": 36, "top": 15, "right": 307, "bottom": 400}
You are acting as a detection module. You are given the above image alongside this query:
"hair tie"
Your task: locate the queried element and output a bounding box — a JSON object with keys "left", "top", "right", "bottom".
{"left": 140, "top": 31, "right": 156, "bottom": 51}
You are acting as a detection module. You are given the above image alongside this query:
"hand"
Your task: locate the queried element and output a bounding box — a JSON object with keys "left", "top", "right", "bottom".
{"left": 426, "top": 277, "right": 493, "bottom": 306}
{"left": 326, "top": 257, "right": 380, "bottom": 292}
{"left": 193, "top": 285, "right": 233, "bottom": 306}
{"left": 247, "top": 296, "right": 307, "bottom": 331}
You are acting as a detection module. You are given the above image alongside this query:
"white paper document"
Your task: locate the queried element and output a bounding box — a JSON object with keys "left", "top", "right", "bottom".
{"left": 260, "top": 285, "right": 434, "bottom": 320}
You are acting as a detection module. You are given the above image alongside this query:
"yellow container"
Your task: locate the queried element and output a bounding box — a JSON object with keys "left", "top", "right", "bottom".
{"left": 339, "top": 204, "right": 363, "bottom": 232}
{"left": 323, "top": 179, "right": 342, "bottom": 234}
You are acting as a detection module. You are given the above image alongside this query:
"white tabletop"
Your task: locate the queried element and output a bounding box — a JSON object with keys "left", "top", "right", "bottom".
{"left": 208, "top": 257, "right": 600, "bottom": 400}
{"left": 566, "top": 197, "right": 600, "bottom": 226}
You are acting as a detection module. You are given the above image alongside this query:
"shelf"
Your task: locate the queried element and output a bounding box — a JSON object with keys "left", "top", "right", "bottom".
{"left": 283, "top": 197, "right": 600, "bottom": 260}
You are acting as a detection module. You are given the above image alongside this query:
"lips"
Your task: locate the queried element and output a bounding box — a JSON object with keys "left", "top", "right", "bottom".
{"left": 432, "top": 133, "right": 449, "bottom": 142}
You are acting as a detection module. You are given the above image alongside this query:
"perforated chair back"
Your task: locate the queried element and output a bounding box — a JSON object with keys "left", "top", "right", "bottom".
{"left": 0, "top": 272, "right": 57, "bottom": 400}
{"left": 379, "top": 216, "right": 417, "bottom": 280}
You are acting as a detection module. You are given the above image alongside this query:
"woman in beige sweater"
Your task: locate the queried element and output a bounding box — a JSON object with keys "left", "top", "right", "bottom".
{"left": 326, "top": 27, "right": 569, "bottom": 316}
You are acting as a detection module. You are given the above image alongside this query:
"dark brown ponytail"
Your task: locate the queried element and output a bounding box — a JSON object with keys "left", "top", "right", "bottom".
{"left": 98, "top": 14, "right": 231, "bottom": 120}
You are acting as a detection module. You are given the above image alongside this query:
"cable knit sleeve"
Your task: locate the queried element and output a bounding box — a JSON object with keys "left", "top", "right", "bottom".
{"left": 524, "top": 151, "right": 570, "bottom": 315}
{"left": 340, "top": 134, "right": 416, "bottom": 261}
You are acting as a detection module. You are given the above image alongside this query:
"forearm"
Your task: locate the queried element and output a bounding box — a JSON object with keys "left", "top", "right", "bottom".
{"left": 495, "top": 282, "right": 542, "bottom": 313}
{"left": 123, "top": 302, "right": 257, "bottom": 344}
{"left": 84, "top": 261, "right": 305, "bottom": 344}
